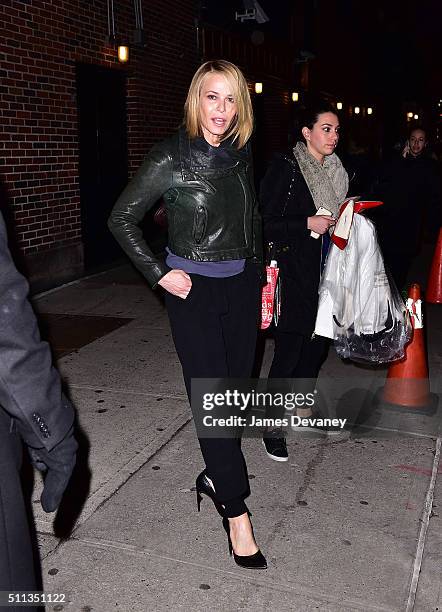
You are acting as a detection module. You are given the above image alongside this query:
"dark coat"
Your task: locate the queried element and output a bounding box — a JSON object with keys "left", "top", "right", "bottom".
{"left": 0, "top": 212, "right": 74, "bottom": 450}
{"left": 0, "top": 211, "right": 74, "bottom": 593}
{"left": 260, "top": 154, "right": 323, "bottom": 335}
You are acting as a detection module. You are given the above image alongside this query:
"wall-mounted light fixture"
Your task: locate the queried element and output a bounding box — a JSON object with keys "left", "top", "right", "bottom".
{"left": 336, "top": 101, "right": 343, "bottom": 110}
{"left": 106, "top": 0, "right": 146, "bottom": 64}
{"left": 255, "top": 82, "right": 263, "bottom": 94}
{"left": 367, "top": 107, "right": 373, "bottom": 115}
{"left": 118, "top": 45, "right": 129, "bottom": 63}
{"left": 354, "top": 106, "right": 360, "bottom": 115}
{"left": 291, "top": 91, "right": 299, "bottom": 102}
{"left": 407, "top": 112, "right": 414, "bottom": 119}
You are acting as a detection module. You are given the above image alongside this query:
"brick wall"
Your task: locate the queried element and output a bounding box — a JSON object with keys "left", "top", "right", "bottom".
{"left": 200, "top": 25, "right": 296, "bottom": 175}
{"left": 0, "top": 0, "right": 197, "bottom": 288}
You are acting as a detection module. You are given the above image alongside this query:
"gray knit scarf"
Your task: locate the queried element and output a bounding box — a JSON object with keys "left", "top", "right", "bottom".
{"left": 292, "top": 141, "right": 348, "bottom": 219}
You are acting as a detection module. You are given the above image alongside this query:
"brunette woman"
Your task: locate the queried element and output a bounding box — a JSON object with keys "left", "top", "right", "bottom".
{"left": 261, "top": 101, "right": 348, "bottom": 461}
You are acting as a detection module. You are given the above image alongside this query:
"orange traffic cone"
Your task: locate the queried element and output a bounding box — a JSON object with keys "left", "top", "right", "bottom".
{"left": 426, "top": 228, "right": 442, "bottom": 304}
{"left": 382, "top": 284, "right": 431, "bottom": 409}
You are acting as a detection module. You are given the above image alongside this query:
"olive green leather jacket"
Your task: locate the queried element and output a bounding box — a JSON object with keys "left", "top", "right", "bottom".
{"left": 108, "top": 128, "right": 263, "bottom": 287}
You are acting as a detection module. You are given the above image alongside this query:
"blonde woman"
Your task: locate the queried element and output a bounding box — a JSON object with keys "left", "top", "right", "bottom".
{"left": 109, "top": 61, "right": 266, "bottom": 569}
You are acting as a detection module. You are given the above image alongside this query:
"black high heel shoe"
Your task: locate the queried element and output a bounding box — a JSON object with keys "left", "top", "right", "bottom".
{"left": 222, "top": 517, "right": 268, "bottom": 570}
{"left": 196, "top": 470, "right": 267, "bottom": 570}
{"left": 195, "top": 470, "right": 224, "bottom": 516}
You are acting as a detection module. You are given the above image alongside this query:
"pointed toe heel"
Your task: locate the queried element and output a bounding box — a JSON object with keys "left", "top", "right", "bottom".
{"left": 233, "top": 549, "right": 267, "bottom": 570}
{"left": 222, "top": 517, "right": 268, "bottom": 570}
{"left": 353, "top": 200, "right": 383, "bottom": 214}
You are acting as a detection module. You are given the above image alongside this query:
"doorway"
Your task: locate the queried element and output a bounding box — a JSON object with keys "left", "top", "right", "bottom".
{"left": 76, "top": 63, "right": 128, "bottom": 270}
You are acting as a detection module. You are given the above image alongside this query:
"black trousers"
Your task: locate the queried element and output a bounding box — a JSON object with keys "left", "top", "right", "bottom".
{"left": 266, "top": 330, "right": 328, "bottom": 421}
{"left": 0, "top": 409, "right": 37, "bottom": 607}
{"left": 165, "top": 265, "right": 260, "bottom": 518}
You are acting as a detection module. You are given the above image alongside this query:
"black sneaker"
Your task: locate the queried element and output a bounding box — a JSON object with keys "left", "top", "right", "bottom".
{"left": 262, "top": 429, "right": 288, "bottom": 462}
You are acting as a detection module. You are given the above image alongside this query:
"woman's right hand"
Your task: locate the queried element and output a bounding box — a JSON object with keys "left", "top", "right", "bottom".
{"left": 158, "top": 269, "right": 192, "bottom": 299}
{"left": 307, "top": 215, "right": 336, "bottom": 235}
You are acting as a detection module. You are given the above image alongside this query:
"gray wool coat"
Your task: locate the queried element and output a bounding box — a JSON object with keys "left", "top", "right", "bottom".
{"left": 0, "top": 210, "right": 74, "bottom": 593}
{"left": 0, "top": 211, "right": 74, "bottom": 449}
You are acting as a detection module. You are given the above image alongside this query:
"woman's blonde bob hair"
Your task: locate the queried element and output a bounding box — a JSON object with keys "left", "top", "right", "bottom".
{"left": 184, "top": 60, "right": 253, "bottom": 149}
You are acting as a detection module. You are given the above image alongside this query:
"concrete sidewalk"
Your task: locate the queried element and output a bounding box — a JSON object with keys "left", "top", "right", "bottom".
{"left": 31, "top": 264, "right": 441, "bottom": 612}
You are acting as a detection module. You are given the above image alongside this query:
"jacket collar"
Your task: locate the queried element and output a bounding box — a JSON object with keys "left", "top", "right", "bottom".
{"left": 178, "top": 127, "right": 249, "bottom": 180}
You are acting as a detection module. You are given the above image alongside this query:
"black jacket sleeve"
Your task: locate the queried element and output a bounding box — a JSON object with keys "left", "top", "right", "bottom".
{"left": 0, "top": 212, "right": 74, "bottom": 451}
{"left": 108, "top": 146, "right": 173, "bottom": 288}
{"left": 259, "top": 154, "right": 310, "bottom": 244}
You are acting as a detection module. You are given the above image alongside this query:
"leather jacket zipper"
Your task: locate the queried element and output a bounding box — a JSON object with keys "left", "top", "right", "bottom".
{"left": 192, "top": 172, "right": 216, "bottom": 194}
{"left": 193, "top": 205, "right": 207, "bottom": 243}
{"left": 236, "top": 171, "right": 250, "bottom": 247}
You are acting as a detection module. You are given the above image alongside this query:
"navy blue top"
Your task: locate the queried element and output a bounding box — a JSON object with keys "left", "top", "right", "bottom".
{"left": 166, "top": 248, "right": 245, "bottom": 277}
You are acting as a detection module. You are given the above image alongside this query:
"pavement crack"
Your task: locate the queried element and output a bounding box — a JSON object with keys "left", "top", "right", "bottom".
{"left": 295, "top": 440, "right": 328, "bottom": 503}
{"left": 68, "top": 416, "right": 193, "bottom": 536}
{"left": 405, "top": 436, "right": 441, "bottom": 612}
